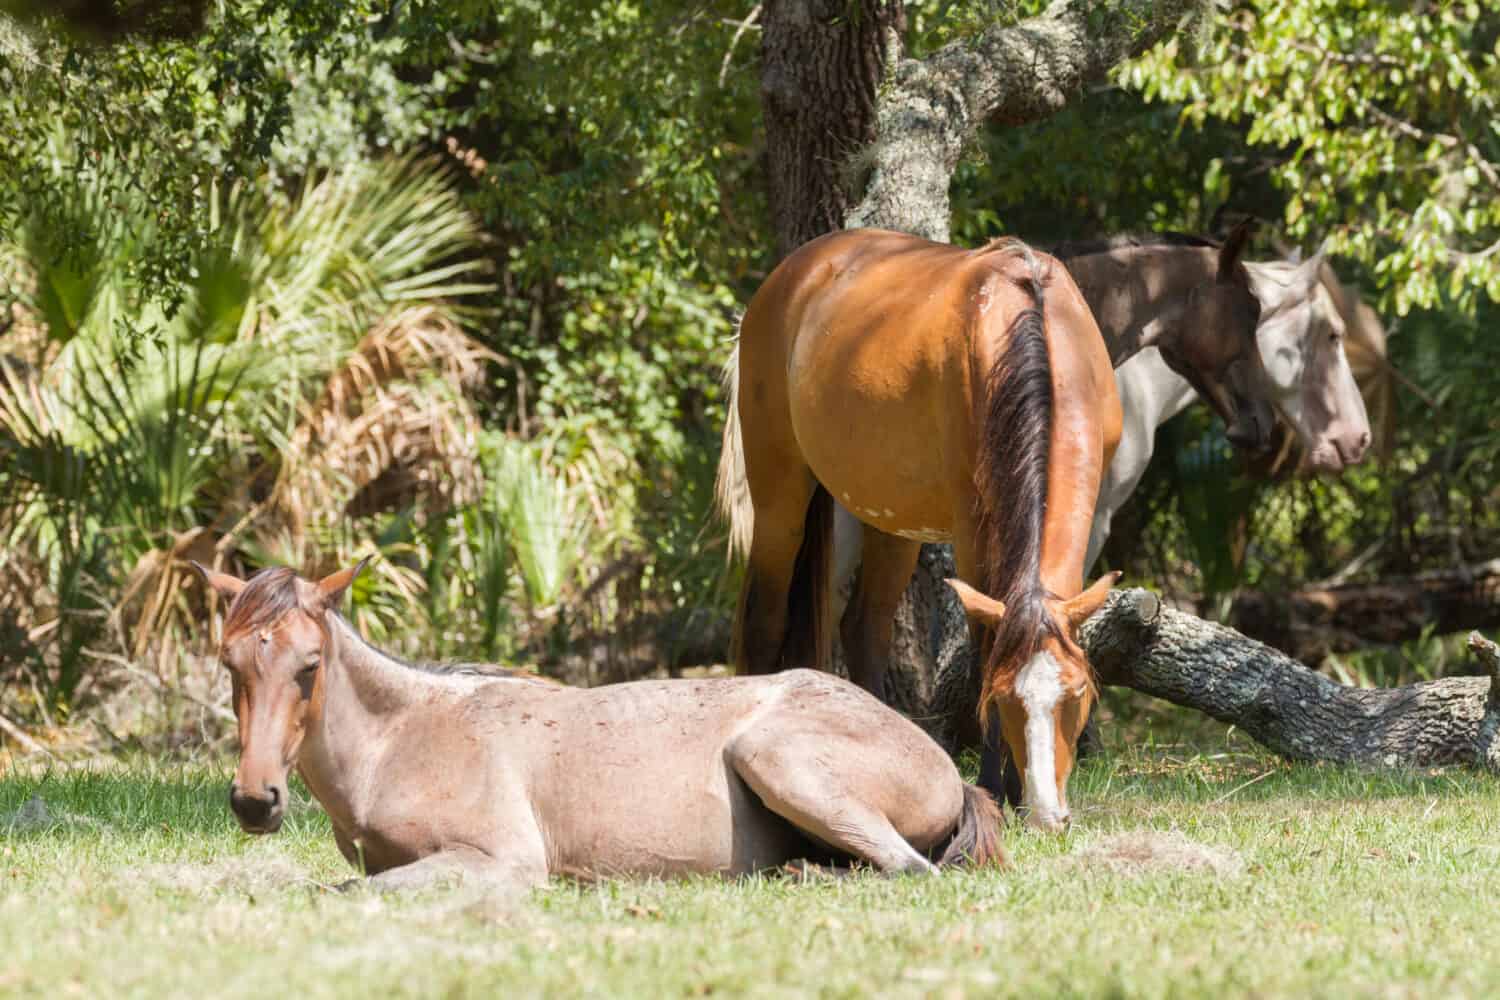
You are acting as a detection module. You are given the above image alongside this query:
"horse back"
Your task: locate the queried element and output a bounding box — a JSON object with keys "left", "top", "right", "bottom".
{"left": 739, "top": 230, "right": 1044, "bottom": 524}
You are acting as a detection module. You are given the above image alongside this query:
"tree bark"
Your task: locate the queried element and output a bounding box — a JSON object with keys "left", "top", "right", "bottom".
{"left": 1079, "top": 588, "right": 1500, "bottom": 771}
{"left": 760, "top": 0, "right": 905, "bottom": 256}
{"left": 1228, "top": 558, "right": 1500, "bottom": 665}
{"left": 846, "top": 0, "right": 1209, "bottom": 241}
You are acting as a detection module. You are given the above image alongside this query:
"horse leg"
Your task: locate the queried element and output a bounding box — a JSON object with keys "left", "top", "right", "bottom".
{"left": 949, "top": 517, "right": 1024, "bottom": 809}
{"left": 734, "top": 467, "right": 822, "bottom": 675}
{"left": 830, "top": 504, "right": 864, "bottom": 627}
{"left": 839, "top": 526, "right": 920, "bottom": 700}
{"left": 976, "top": 717, "right": 1024, "bottom": 810}
{"left": 350, "top": 846, "right": 547, "bottom": 894}
{"left": 727, "top": 726, "right": 938, "bottom": 875}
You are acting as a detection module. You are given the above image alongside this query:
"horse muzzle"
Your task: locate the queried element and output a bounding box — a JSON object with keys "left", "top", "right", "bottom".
{"left": 1024, "top": 806, "right": 1071, "bottom": 833}
{"left": 1306, "top": 426, "right": 1372, "bottom": 474}
{"left": 229, "top": 781, "right": 286, "bottom": 834}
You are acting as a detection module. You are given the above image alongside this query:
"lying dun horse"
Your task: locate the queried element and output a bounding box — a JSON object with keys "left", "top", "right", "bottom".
{"left": 194, "top": 561, "right": 1006, "bottom": 889}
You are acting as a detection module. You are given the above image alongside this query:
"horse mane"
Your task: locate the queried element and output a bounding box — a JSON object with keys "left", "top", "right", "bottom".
{"left": 223, "top": 567, "right": 304, "bottom": 639}
{"left": 973, "top": 242, "right": 1063, "bottom": 723}
{"left": 348, "top": 627, "right": 554, "bottom": 685}
{"left": 1047, "top": 231, "right": 1220, "bottom": 260}
{"left": 222, "top": 566, "right": 554, "bottom": 686}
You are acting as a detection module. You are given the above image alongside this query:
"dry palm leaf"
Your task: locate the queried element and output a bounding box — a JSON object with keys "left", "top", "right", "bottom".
{"left": 268, "top": 306, "right": 496, "bottom": 545}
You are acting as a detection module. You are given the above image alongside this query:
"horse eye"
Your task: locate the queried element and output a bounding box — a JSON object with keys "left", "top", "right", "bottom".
{"left": 300, "top": 655, "right": 320, "bottom": 674}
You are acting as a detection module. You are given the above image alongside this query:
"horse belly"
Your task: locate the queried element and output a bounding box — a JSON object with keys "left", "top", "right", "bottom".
{"left": 786, "top": 339, "right": 959, "bottom": 543}
{"left": 547, "top": 753, "right": 798, "bottom": 878}
{"left": 533, "top": 684, "right": 807, "bottom": 878}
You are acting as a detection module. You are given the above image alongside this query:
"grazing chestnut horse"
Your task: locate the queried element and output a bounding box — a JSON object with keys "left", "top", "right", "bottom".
{"left": 193, "top": 560, "right": 1006, "bottom": 889}
{"left": 721, "top": 230, "right": 1125, "bottom": 829}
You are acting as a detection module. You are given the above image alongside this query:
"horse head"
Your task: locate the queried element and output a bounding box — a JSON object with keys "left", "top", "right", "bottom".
{"left": 947, "top": 572, "right": 1118, "bottom": 832}
{"left": 1139, "top": 220, "right": 1274, "bottom": 451}
{"left": 192, "top": 558, "right": 369, "bottom": 834}
{"left": 1247, "top": 254, "right": 1372, "bottom": 472}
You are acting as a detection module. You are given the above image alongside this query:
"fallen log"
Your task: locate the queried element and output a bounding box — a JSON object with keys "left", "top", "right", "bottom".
{"left": 1082, "top": 588, "right": 1500, "bottom": 771}
{"left": 1228, "top": 558, "right": 1500, "bottom": 664}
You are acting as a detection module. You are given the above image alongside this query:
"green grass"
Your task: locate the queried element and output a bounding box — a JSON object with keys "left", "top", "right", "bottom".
{"left": 3, "top": 732, "right": 1500, "bottom": 999}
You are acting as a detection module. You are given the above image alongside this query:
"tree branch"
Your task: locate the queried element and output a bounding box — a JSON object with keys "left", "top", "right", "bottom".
{"left": 1081, "top": 589, "right": 1500, "bottom": 771}
{"left": 847, "top": 0, "right": 1207, "bottom": 239}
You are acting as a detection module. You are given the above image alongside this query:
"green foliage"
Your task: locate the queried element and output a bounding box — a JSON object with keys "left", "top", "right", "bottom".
{"left": 0, "top": 0, "right": 763, "bottom": 723}
{"left": 1126, "top": 0, "right": 1500, "bottom": 315}
{"left": 11, "top": 0, "right": 1498, "bottom": 715}
{"left": 0, "top": 145, "right": 493, "bottom": 711}
{"left": 485, "top": 434, "right": 585, "bottom": 610}
{"left": 0, "top": 2, "right": 426, "bottom": 312}
{"left": 386, "top": 0, "right": 761, "bottom": 639}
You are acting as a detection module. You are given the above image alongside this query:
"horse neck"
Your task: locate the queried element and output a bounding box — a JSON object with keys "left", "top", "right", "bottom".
{"left": 977, "top": 279, "right": 1114, "bottom": 605}
{"left": 1118, "top": 347, "right": 1199, "bottom": 431}
{"left": 298, "top": 616, "right": 456, "bottom": 820}
{"left": 1065, "top": 247, "right": 1219, "bottom": 363}
{"left": 1034, "top": 305, "right": 1135, "bottom": 601}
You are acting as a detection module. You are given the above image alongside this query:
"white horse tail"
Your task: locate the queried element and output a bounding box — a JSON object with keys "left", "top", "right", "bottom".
{"left": 714, "top": 337, "right": 754, "bottom": 561}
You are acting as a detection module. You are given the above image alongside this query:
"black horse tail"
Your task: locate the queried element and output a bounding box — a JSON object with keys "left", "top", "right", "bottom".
{"left": 935, "top": 784, "right": 1009, "bottom": 869}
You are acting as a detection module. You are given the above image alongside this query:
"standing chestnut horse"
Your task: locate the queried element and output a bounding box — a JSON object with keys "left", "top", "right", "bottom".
{"left": 193, "top": 561, "right": 1005, "bottom": 889}
{"left": 719, "top": 227, "right": 1268, "bottom": 824}
{"left": 722, "top": 230, "right": 1125, "bottom": 828}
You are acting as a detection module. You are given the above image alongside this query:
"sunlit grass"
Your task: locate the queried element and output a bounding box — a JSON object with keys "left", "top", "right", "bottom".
{"left": 2, "top": 732, "right": 1499, "bottom": 998}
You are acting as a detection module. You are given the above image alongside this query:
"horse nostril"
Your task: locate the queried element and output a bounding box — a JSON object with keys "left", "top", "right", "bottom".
{"left": 229, "top": 784, "right": 279, "bottom": 828}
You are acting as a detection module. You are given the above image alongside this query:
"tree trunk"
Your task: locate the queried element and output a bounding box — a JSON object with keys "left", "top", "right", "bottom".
{"left": 845, "top": 0, "right": 1209, "bottom": 241}
{"left": 756, "top": 0, "right": 1213, "bottom": 733}
{"left": 1080, "top": 588, "right": 1500, "bottom": 771}
{"left": 1229, "top": 558, "right": 1500, "bottom": 665}
{"left": 760, "top": 0, "right": 905, "bottom": 257}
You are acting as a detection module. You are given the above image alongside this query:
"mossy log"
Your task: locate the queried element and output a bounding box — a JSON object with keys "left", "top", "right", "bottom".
{"left": 1081, "top": 588, "right": 1500, "bottom": 771}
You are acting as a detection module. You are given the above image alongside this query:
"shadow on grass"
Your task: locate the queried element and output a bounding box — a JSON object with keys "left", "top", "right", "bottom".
{"left": 0, "top": 763, "right": 330, "bottom": 838}
{"left": 1072, "top": 743, "right": 1496, "bottom": 807}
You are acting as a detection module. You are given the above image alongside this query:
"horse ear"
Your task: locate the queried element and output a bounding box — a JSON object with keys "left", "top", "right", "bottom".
{"left": 316, "top": 555, "right": 373, "bottom": 608}
{"left": 946, "top": 578, "right": 1006, "bottom": 630}
{"left": 1063, "top": 571, "right": 1121, "bottom": 629}
{"left": 1294, "top": 245, "right": 1327, "bottom": 293}
{"left": 1218, "top": 218, "right": 1256, "bottom": 280}
{"left": 1244, "top": 265, "right": 1288, "bottom": 313}
{"left": 189, "top": 560, "right": 245, "bottom": 602}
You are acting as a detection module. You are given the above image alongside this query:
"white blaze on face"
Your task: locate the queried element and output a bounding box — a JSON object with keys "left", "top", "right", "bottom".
{"left": 1015, "top": 650, "right": 1068, "bottom": 830}
{"left": 1256, "top": 306, "right": 1308, "bottom": 423}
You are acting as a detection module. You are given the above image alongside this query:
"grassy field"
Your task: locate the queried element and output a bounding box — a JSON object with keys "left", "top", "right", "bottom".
{"left": 3, "top": 723, "right": 1500, "bottom": 998}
